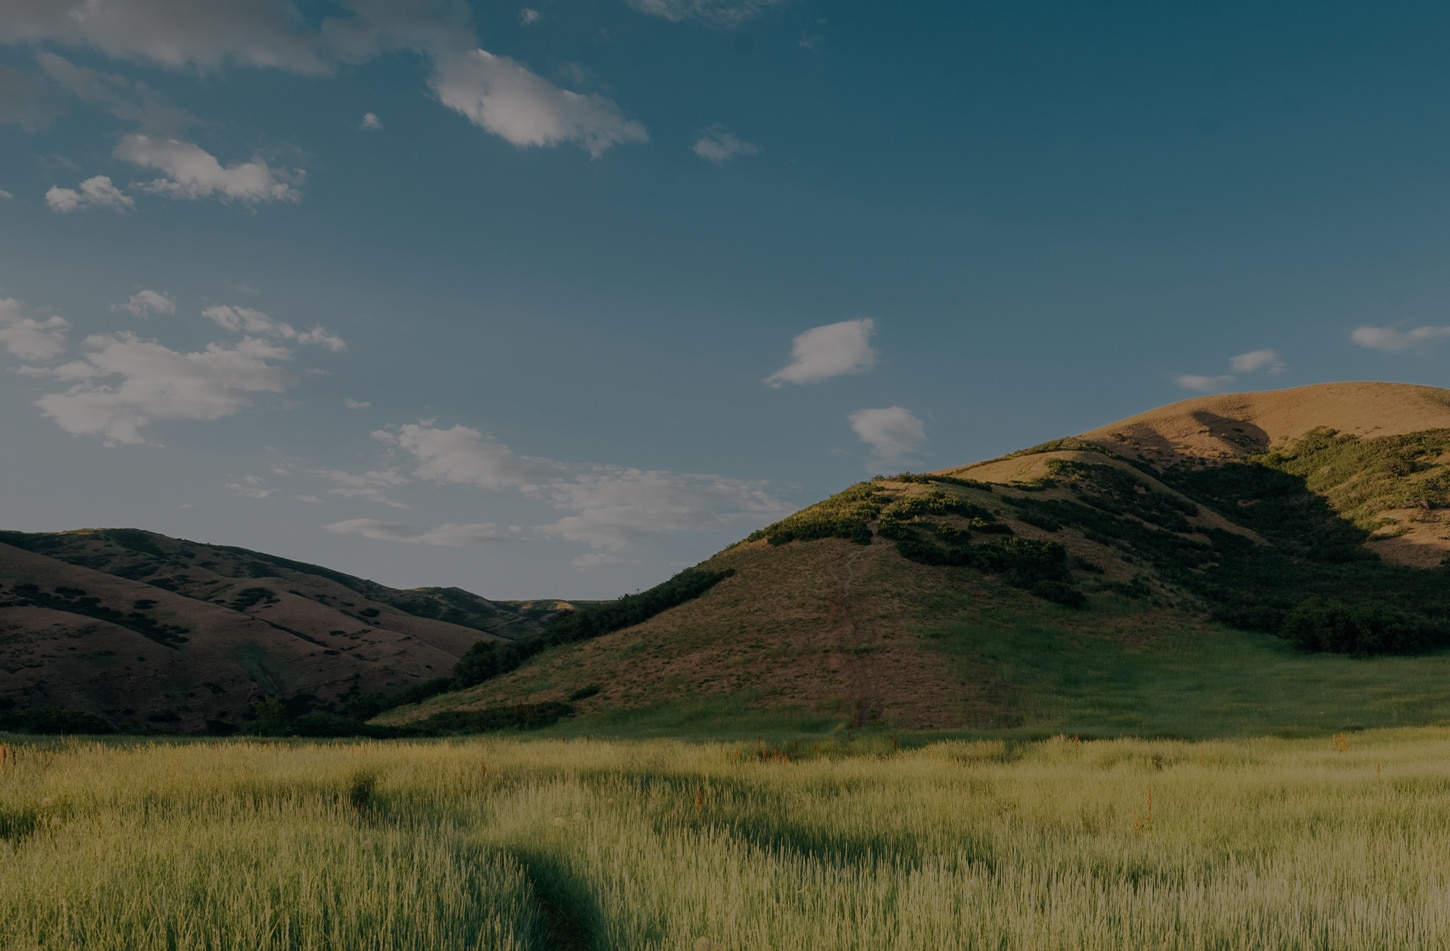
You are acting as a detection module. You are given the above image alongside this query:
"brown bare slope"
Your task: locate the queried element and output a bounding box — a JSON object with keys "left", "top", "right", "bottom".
{"left": 385, "top": 476, "right": 1201, "bottom": 730}
{"left": 385, "top": 381, "right": 1450, "bottom": 733}
{"left": 1077, "top": 381, "right": 1450, "bottom": 463}
{"left": 0, "top": 529, "right": 567, "bottom": 731}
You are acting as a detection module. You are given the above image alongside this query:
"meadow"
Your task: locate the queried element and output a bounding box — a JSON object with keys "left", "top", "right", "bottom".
{"left": 3, "top": 727, "right": 1449, "bottom": 949}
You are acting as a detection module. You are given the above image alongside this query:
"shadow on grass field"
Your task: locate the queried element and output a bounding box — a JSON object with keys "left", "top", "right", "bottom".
{"left": 922, "top": 600, "right": 1450, "bottom": 739}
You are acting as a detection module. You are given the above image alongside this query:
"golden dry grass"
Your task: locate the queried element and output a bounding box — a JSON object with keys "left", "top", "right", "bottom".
{"left": 4, "top": 728, "right": 1450, "bottom": 949}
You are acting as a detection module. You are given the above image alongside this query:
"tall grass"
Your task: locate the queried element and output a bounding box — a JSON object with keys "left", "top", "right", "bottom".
{"left": 3, "top": 729, "right": 1449, "bottom": 949}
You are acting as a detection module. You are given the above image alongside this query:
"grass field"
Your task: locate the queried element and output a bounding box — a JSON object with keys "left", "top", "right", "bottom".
{"left": 3, "top": 728, "right": 1449, "bottom": 949}
{"left": 923, "top": 600, "right": 1450, "bottom": 738}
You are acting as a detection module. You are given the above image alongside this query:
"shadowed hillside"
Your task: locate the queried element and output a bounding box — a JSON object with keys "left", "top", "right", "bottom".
{"left": 382, "top": 382, "right": 1450, "bottom": 736}
{"left": 0, "top": 529, "right": 569, "bottom": 732}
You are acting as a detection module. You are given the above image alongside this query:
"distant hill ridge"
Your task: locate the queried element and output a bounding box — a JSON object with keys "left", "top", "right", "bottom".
{"left": 0, "top": 528, "right": 568, "bottom": 732}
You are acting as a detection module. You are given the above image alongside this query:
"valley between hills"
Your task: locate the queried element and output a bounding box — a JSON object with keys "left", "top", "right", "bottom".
{"left": 7, "top": 380, "right": 1450, "bottom": 739}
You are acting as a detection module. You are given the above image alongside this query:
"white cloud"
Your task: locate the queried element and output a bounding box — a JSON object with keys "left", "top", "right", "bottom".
{"left": 623, "top": 0, "right": 785, "bottom": 27}
{"left": 572, "top": 551, "right": 620, "bottom": 568}
{"left": 116, "top": 289, "right": 176, "bottom": 317}
{"left": 116, "top": 134, "right": 302, "bottom": 204}
{"left": 0, "top": 297, "right": 69, "bottom": 361}
{"left": 431, "top": 49, "right": 647, "bottom": 157}
{"left": 202, "top": 305, "right": 345, "bottom": 351}
{"left": 6, "top": 4, "right": 654, "bottom": 171}
{"left": 1174, "top": 373, "right": 1235, "bottom": 393}
{"left": 35, "top": 332, "right": 293, "bottom": 445}
{"left": 360, "top": 111, "right": 383, "bottom": 130}
{"left": 45, "top": 175, "right": 134, "bottom": 213}
{"left": 693, "top": 125, "right": 760, "bottom": 164}
{"left": 0, "top": 189, "right": 12, "bottom": 200}
{"left": 849, "top": 407, "right": 926, "bottom": 467}
{"left": 765, "top": 317, "right": 877, "bottom": 387}
{"left": 1177, "top": 347, "right": 1285, "bottom": 392}
{"left": 375, "top": 421, "right": 791, "bottom": 549}
{"left": 344, "top": 397, "right": 371, "bottom": 409}
{"left": 1229, "top": 348, "right": 1284, "bottom": 374}
{"left": 324, "top": 518, "right": 504, "bottom": 546}
{"left": 1351, "top": 325, "right": 1450, "bottom": 352}
{"left": 376, "top": 422, "right": 549, "bottom": 489}
{"left": 296, "top": 327, "right": 347, "bottom": 350}
{"left": 535, "top": 467, "right": 786, "bottom": 549}
{"left": 309, "top": 467, "right": 410, "bottom": 508}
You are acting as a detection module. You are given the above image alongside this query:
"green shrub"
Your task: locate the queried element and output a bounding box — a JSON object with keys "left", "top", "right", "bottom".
{"left": 747, "top": 483, "right": 883, "bottom": 546}
{"left": 1281, "top": 597, "right": 1434, "bottom": 656}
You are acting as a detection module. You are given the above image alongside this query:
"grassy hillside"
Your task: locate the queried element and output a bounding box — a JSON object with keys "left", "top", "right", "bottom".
{"left": 0, "top": 528, "right": 567, "bottom": 732}
{"left": 387, "top": 382, "right": 1450, "bottom": 737}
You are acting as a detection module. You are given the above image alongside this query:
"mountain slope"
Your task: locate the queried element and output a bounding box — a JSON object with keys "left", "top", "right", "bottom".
{"left": 383, "top": 381, "right": 1450, "bottom": 734}
{"left": 0, "top": 529, "right": 569, "bottom": 731}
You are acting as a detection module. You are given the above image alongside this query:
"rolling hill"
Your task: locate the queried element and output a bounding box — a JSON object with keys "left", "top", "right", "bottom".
{"left": 0, "top": 528, "right": 570, "bottom": 732}
{"left": 380, "top": 381, "right": 1450, "bottom": 736}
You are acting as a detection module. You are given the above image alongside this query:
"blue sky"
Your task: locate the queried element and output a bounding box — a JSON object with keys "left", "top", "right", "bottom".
{"left": 3, "top": 1, "right": 1450, "bottom": 598}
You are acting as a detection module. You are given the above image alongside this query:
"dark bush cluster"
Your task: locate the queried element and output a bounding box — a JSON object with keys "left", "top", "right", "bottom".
{"left": 6, "top": 583, "right": 191, "bottom": 647}
{"left": 1044, "top": 460, "right": 1198, "bottom": 532}
{"left": 0, "top": 705, "right": 117, "bottom": 734}
{"left": 1280, "top": 597, "right": 1435, "bottom": 656}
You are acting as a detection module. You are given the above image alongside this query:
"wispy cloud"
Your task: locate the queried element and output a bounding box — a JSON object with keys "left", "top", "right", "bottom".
{"left": 849, "top": 406, "right": 925, "bottom": 467}
{"left": 203, "top": 305, "right": 345, "bottom": 351}
{"left": 308, "top": 467, "right": 410, "bottom": 509}
{"left": 1174, "top": 373, "right": 1236, "bottom": 393}
{"left": 360, "top": 111, "right": 383, "bottom": 130}
{"left": 368, "top": 421, "right": 790, "bottom": 550}
{"left": 693, "top": 125, "right": 760, "bottom": 164}
{"left": 766, "top": 318, "right": 877, "bottom": 387}
{"left": 1351, "top": 325, "right": 1450, "bottom": 352}
{"left": 6, "top": 3, "right": 651, "bottom": 164}
{"left": 324, "top": 518, "right": 505, "bottom": 546}
{"left": 37, "top": 53, "right": 195, "bottom": 133}
{"left": 344, "top": 397, "right": 371, "bottom": 409}
{"left": 623, "top": 0, "right": 786, "bottom": 28}
{"left": 45, "top": 175, "right": 134, "bottom": 213}
{"left": 226, "top": 475, "right": 275, "bottom": 499}
{"left": 1175, "top": 348, "right": 1285, "bottom": 392}
{"left": 0, "top": 0, "right": 333, "bottom": 74}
